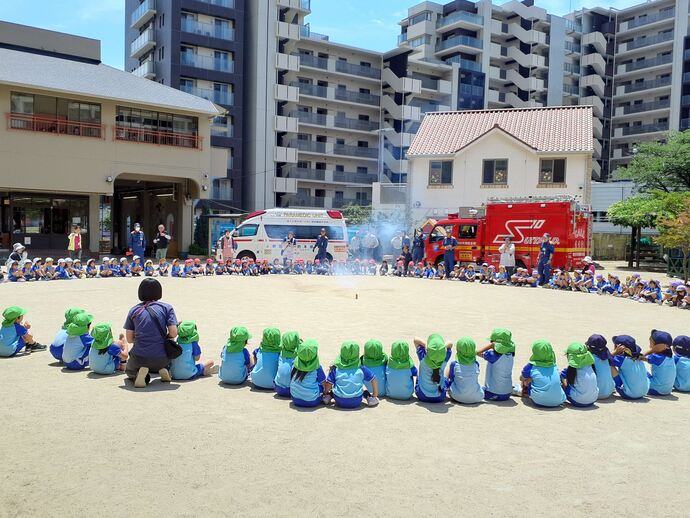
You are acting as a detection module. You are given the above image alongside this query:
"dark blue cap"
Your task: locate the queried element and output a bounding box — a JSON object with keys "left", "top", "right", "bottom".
{"left": 613, "top": 335, "right": 641, "bottom": 357}
{"left": 651, "top": 329, "right": 673, "bottom": 347}
{"left": 586, "top": 334, "right": 609, "bottom": 360}
{"left": 673, "top": 335, "right": 690, "bottom": 357}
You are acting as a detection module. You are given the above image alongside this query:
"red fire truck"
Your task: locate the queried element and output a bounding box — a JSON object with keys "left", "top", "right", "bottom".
{"left": 424, "top": 197, "right": 592, "bottom": 271}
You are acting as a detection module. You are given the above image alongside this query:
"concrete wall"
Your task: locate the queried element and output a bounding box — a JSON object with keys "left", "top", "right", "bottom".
{"left": 408, "top": 129, "right": 591, "bottom": 221}
{"left": 0, "top": 20, "right": 100, "bottom": 62}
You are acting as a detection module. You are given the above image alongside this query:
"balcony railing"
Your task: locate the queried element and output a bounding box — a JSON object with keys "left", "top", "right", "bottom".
{"left": 297, "top": 53, "right": 329, "bottom": 70}
{"left": 334, "top": 117, "right": 379, "bottom": 132}
{"left": 563, "top": 62, "right": 580, "bottom": 74}
{"left": 195, "top": 0, "right": 234, "bottom": 7}
{"left": 333, "top": 143, "right": 377, "bottom": 159}
{"left": 181, "top": 18, "right": 235, "bottom": 40}
{"left": 564, "top": 40, "right": 581, "bottom": 53}
{"left": 290, "top": 111, "right": 327, "bottom": 126}
{"left": 180, "top": 84, "right": 234, "bottom": 106}
{"left": 623, "top": 53, "right": 672, "bottom": 72}
{"left": 622, "top": 77, "right": 671, "bottom": 93}
{"left": 181, "top": 53, "right": 234, "bottom": 72}
{"left": 114, "top": 125, "right": 202, "bottom": 149}
{"left": 459, "top": 83, "right": 484, "bottom": 97}
{"left": 563, "top": 84, "right": 579, "bottom": 95}
{"left": 131, "top": 0, "right": 155, "bottom": 29}
{"left": 299, "top": 24, "right": 329, "bottom": 41}
{"left": 626, "top": 9, "right": 675, "bottom": 29}
{"left": 288, "top": 139, "right": 327, "bottom": 153}
{"left": 398, "top": 33, "right": 408, "bottom": 45}
{"left": 282, "top": 167, "right": 326, "bottom": 181}
{"left": 624, "top": 31, "right": 674, "bottom": 51}
{"left": 333, "top": 171, "right": 378, "bottom": 184}
{"left": 436, "top": 34, "right": 483, "bottom": 51}
{"left": 281, "top": 195, "right": 325, "bottom": 208}
{"left": 334, "top": 60, "right": 381, "bottom": 79}
{"left": 7, "top": 113, "right": 105, "bottom": 139}
{"left": 619, "top": 99, "right": 670, "bottom": 114}
{"left": 621, "top": 122, "right": 669, "bottom": 136}
{"left": 211, "top": 121, "right": 234, "bottom": 137}
{"left": 443, "top": 55, "right": 482, "bottom": 72}
{"left": 292, "top": 82, "right": 328, "bottom": 98}
{"left": 333, "top": 88, "right": 380, "bottom": 105}
{"left": 437, "top": 10, "right": 483, "bottom": 28}
{"left": 130, "top": 28, "right": 155, "bottom": 57}
{"left": 564, "top": 19, "right": 583, "bottom": 33}
{"left": 132, "top": 59, "right": 155, "bottom": 78}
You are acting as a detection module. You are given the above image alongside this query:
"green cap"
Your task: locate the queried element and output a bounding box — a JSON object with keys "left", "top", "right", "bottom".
{"left": 177, "top": 321, "right": 199, "bottom": 344}
{"left": 362, "top": 339, "right": 387, "bottom": 368}
{"left": 566, "top": 342, "right": 595, "bottom": 369}
{"left": 280, "top": 331, "right": 301, "bottom": 359}
{"left": 260, "top": 327, "right": 282, "bottom": 353}
{"left": 489, "top": 328, "right": 515, "bottom": 354}
{"left": 529, "top": 339, "right": 556, "bottom": 368}
{"left": 334, "top": 341, "right": 360, "bottom": 370}
{"left": 424, "top": 334, "right": 447, "bottom": 369}
{"left": 62, "top": 307, "right": 85, "bottom": 330}
{"left": 294, "top": 339, "right": 320, "bottom": 372}
{"left": 92, "top": 323, "right": 114, "bottom": 350}
{"left": 455, "top": 336, "right": 477, "bottom": 366}
{"left": 66, "top": 312, "right": 93, "bottom": 337}
{"left": 225, "top": 327, "right": 251, "bottom": 353}
{"left": 2, "top": 306, "right": 26, "bottom": 328}
{"left": 388, "top": 340, "right": 414, "bottom": 370}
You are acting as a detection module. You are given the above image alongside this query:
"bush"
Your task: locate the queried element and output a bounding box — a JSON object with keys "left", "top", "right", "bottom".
{"left": 188, "top": 243, "right": 207, "bottom": 256}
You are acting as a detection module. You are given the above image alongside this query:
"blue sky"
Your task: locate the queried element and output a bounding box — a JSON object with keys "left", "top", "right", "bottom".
{"left": 1, "top": 0, "right": 641, "bottom": 69}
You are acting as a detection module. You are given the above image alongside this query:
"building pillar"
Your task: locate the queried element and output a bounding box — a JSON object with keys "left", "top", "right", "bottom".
{"left": 180, "top": 198, "right": 193, "bottom": 254}
{"left": 88, "top": 193, "right": 100, "bottom": 254}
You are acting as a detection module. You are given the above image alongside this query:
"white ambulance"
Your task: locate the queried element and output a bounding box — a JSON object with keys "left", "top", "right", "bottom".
{"left": 232, "top": 208, "right": 349, "bottom": 263}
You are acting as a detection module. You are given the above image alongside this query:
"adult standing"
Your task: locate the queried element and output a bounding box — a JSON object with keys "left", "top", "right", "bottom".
{"left": 411, "top": 229, "right": 425, "bottom": 265}
{"left": 362, "top": 230, "right": 379, "bottom": 261}
{"left": 216, "top": 229, "right": 235, "bottom": 262}
{"left": 442, "top": 228, "right": 458, "bottom": 279}
{"left": 127, "top": 222, "right": 147, "bottom": 259}
{"left": 67, "top": 225, "right": 82, "bottom": 260}
{"left": 313, "top": 228, "right": 329, "bottom": 263}
{"left": 153, "top": 224, "right": 172, "bottom": 260}
{"left": 498, "top": 236, "right": 516, "bottom": 277}
{"left": 537, "top": 233, "right": 555, "bottom": 286}
{"left": 282, "top": 230, "right": 297, "bottom": 265}
{"left": 124, "top": 278, "right": 178, "bottom": 388}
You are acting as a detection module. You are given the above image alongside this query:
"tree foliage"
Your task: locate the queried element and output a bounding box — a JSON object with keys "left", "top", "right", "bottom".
{"left": 340, "top": 204, "right": 373, "bottom": 225}
{"left": 615, "top": 130, "right": 690, "bottom": 192}
{"left": 655, "top": 200, "right": 690, "bottom": 282}
{"left": 607, "top": 191, "right": 690, "bottom": 229}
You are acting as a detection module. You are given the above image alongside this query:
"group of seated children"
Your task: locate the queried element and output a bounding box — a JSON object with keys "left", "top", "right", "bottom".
{"left": 4, "top": 306, "right": 689, "bottom": 409}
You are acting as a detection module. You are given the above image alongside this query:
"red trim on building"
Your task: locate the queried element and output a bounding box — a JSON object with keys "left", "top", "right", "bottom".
{"left": 6, "top": 113, "right": 105, "bottom": 139}
{"left": 113, "top": 125, "right": 203, "bottom": 150}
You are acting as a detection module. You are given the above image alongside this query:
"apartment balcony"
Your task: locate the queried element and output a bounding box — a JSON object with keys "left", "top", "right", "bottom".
{"left": 180, "top": 85, "right": 233, "bottom": 106}
{"left": 615, "top": 77, "right": 671, "bottom": 97}
{"left": 275, "top": 52, "right": 300, "bottom": 72}
{"left": 334, "top": 60, "right": 381, "bottom": 80}
{"left": 333, "top": 171, "right": 378, "bottom": 185}
{"left": 180, "top": 53, "right": 234, "bottom": 73}
{"left": 274, "top": 115, "right": 298, "bottom": 133}
{"left": 211, "top": 119, "right": 234, "bottom": 137}
{"left": 444, "top": 55, "right": 482, "bottom": 72}
{"left": 281, "top": 167, "right": 377, "bottom": 185}
{"left": 275, "top": 84, "right": 299, "bottom": 102}
{"left": 581, "top": 31, "right": 607, "bottom": 54}
{"left": 437, "top": 10, "right": 483, "bottom": 30}
{"left": 564, "top": 19, "right": 583, "bottom": 33}
{"left": 611, "top": 147, "right": 634, "bottom": 160}
{"left": 196, "top": 0, "right": 234, "bottom": 6}
{"left": 489, "top": 66, "right": 507, "bottom": 82}
{"left": 487, "top": 89, "right": 507, "bottom": 104}
{"left": 181, "top": 18, "right": 235, "bottom": 41}
{"left": 618, "top": 9, "right": 674, "bottom": 33}
{"left": 7, "top": 113, "right": 105, "bottom": 139}
{"left": 132, "top": 59, "right": 155, "bottom": 79}
{"left": 564, "top": 41, "right": 581, "bottom": 53}
{"left": 276, "top": 20, "right": 300, "bottom": 40}
{"left": 298, "top": 53, "right": 329, "bottom": 70}
{"left": 593, "top": 117, "right": 603, "bottom": 138}
{"left": 581, "top": 53, "right": 606, "bottom": 76}
{"left": 287, "top": 139, "right": 377, "bottom": 160}
{"left": 333, "top": 143, "right": 378, "bottom": 160}
{"left": 562, "top": 84, "right": 579, "bottom": 97}
{"left": 291, "top": 81, "right": 380, "bottom": 107}
{"left": 130, "top": 28, "right": 155, "bottom": 59}
{"left": 616, "top": 53, "right": 672, "bottom": 76}
{"left": 563, "top": 62, "right": 580, "bottom": 76}
{"left": 682, "top": 95, "right": 690, "bottom": 107}
{"left": 289, "top": 111, "right": 379, "bottom": 133}
{"left": 131, "top": 0, "right": 155, "bottom": 29}
{"left": 580, "top": 74, "right": 605, "bottom": 97}
{"left": 411, "top": 101, "right": 452, "bottom": 114}
{"left": 274, "top": 145, "right": 298, "bottom": 163}
{"left": 580, "top": 95, "right": 604, "bottom": 118}
{"left": 612, "top": 122, "right": 669, "bottom": 138}
{"left": 436, "top": 34, "right": 483, "bottom": 54}
{"left": 277, "top": 0, "right": 311, "bottom": 12}
{"left": 114, "top": 125, "right": 202, "bottom": 149}
{"left": 681, "top": 118, "right": 690, "bottom": 130}
{"left": 280, "top": 194, "right": 326, "bottom": 208}
{"left": 614, "top": 99, "right": 670, "bottom": 117}
{"left": 617, "top": 31, "right": 673, "bottom": 54}
{"left": 282, "top": 167, "right": 327, "bottom": 182}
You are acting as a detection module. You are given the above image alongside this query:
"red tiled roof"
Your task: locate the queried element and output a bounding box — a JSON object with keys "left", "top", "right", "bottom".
{"left": 407, "top": 106, "right": 594, "bottom": 156}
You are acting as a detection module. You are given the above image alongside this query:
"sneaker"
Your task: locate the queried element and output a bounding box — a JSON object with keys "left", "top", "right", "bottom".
{"left": 158, "top": 368, "right": 172, "bottom": 382}
{"left": 367, "top": 396, "right": 379, "bottom": 406}
{"left": 30, "top": 343, "right": 47, "bottom": 351}
{"left": 322, "top": 394, "right": 333, "bottom": 405}
{"left": 205, "top": 364, "right": 220, "bottom": 376}
{"left": 134, "top": 367, "right": 150, "bottom": 388}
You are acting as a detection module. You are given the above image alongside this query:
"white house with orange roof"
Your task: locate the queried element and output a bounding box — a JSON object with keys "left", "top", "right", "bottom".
{"left": 399, "top": 106, "right": 593, "bottom": 222}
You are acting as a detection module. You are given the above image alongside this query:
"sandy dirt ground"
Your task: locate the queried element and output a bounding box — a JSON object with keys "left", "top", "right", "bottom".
{"left": 1, "top": 266, "right": 689, "bottom": 518}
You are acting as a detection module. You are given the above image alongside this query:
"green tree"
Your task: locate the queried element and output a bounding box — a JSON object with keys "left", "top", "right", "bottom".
{"left": 655, "top": 200, "right": 690, "bottom": 282}
{"left": 615, "top": 130, "right": 690, "bottom": 192}
{"left": 340, "top": 204, "right": 372, "bottom": 225}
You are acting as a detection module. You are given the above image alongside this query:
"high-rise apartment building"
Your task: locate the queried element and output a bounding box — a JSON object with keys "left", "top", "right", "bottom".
{"left": 124, "top": 0, "right": 244, "bottom": 209}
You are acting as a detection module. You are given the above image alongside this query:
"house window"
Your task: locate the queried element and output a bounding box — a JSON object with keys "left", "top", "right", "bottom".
{"left": 428, "top": 160, "right": 453, "bottom": 185}
{"left": 482, "top": 159, "right": 508, "bottom": 185}
{"left": 539, "top": 158, "right": 566, "bottom": 184}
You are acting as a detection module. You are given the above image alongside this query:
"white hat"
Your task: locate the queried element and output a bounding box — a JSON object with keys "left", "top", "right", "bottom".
{"left": 133, "top": 255, "right": 141, "bottom": 260}
{"left": 120, "top": 257, "right": 127, "bottom": 263}
{"left": 33, "top": 257, "right": 42, "bottom": 263}
{"left": 102, "top": 256, "right": 110, "bottom": 262}
{"left": 583, "top": 256, "right": 592, "bottom": 263}
{"left": 57, "top": 258, "right": 65, "bottom": 263}
{"left": 12, "top": 243, "right": 25, "bottom": 251}
{"left": 65, "top": 258, "right": 73, "bottom": 263}
{"left": 45, "top": 257, "right": 54, "bottom": 262}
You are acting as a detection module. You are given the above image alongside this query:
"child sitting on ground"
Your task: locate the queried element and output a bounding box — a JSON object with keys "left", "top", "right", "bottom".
{"left": 446, "top": 337, "right": 484, "bottom": 404}
{"left": 88, "top": 323, "right": 129, "bottom": 375}
{"left": 290, "top": 339, "right": 326, "bottom": 408}
{"left": 585, "top": 334, "right": 615, "bottom": 399}
{"left": 251, "top": 327, "right": 282, "bottom": 390}
{"left": 50, "top": 307, "right": 85, "bottom": 362}
{"left": 171, "top": 258, "right": 182, "bottom": 278}
{"left": 62, "top": 312, "right": 94, "bottom": 370}
{"left": 130, "top": 256, "right": 143, "bottom": 276}
{"left": 158, "top": 258, "right": 170, "bottom": 277}
{"left": 611, "top": 334, "right": 649, "bottom": 399}
{"left": 118, "top": 257, "right": 130, "bottom": 277}
{"left": 560, "top": 342, "right": 598, "bottom": 407}
{"left": 642, "top": 329, "right": 676, "bottom": 396}
{"left": 639, "top": 280, "right": 662, "bottom": 303}
{"left": 204, "top": 259, "right": 215, "bottom": 276}
{"left": 170, "top": 321, "right": 217, "bottom": 380}
{"left": 98, "top": 257, "right": 111, "bottom": 278}
{"left": 385, "top": 340, "right": 417, "bottom": 401}
{"left": 477, "top": 328, "right": 515, "bottom": 401}
{"left": 274, "top": 331, "right": 301, "bottom": 397}
{"left": 323, "top": 341, "right": 379, "bottom": 408}
{"left": 361, "top": 339, "right": 387, "bottom": 398}
{"left": 43, "top": 257, "right": 57, "bottom": 280}
{"left": 219, "top": 327, "right": 254, "bottom": 385}
{"left": 144, "top": 260, "right": 155, "bottom": 277}
{"left": 672, "top": 335, "right": 690, "bottom": 392}
{"left": 7, "top": 260, "right": 24, "bottom": 282}
{"left": 519, "top": 340, "right": 566, "bottom": 407}
{"left": 0, "top": 306, "right": 45, "bottom": 357}
{"left": 413, "top": 334, "right": 452, "bottom": 403}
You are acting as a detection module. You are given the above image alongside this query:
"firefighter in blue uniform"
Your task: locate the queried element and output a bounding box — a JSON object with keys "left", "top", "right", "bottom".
{"left": 127, "top": 223, "right": 147, "bottom": 258}
{"left": 537, "top": 233, "right": 555, "bottom": 286}
{"left": 442, "top": 227, "right": 457, "bottom": 279}
{"left": 313, "top": 228, "right": 329, "bottom": 263}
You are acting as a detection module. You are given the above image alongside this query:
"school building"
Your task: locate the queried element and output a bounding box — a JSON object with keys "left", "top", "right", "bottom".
{"left": 0, "top": 21, "right": 227, "bottom": 257}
